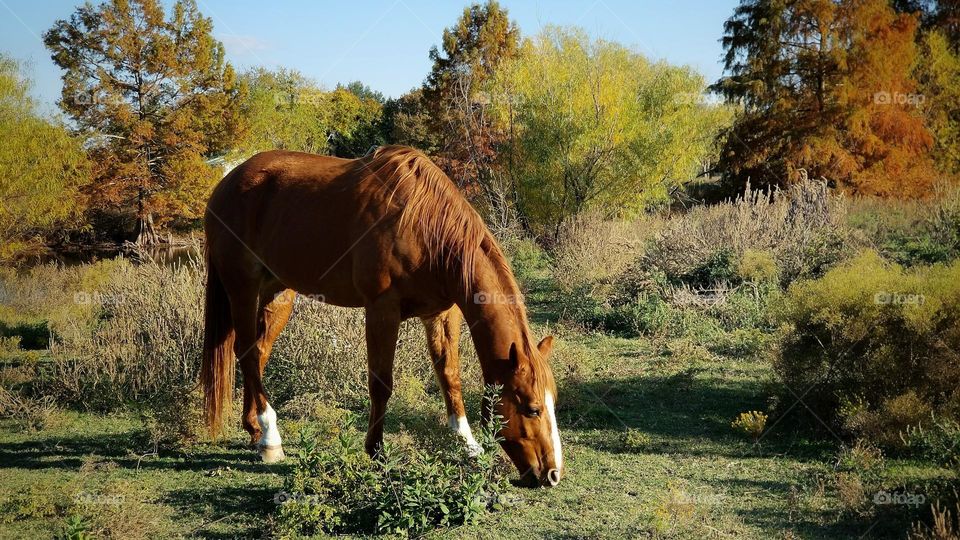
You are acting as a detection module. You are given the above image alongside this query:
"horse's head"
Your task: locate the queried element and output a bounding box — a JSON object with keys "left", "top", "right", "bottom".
{"left": 495, "top": 336, "right": 563, "bottom": 488}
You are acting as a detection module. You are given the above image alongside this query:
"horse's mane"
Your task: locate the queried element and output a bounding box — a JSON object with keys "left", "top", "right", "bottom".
{"left": 358, "top": 146, "right": 549, "bottom": 385}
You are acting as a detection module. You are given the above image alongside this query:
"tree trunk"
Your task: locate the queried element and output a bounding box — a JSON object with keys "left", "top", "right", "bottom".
{"left": 135, "top": 212, "right": 159, "bottom": 246}
{"left": 134, "top": 187, "right": 159, "bottom": 246}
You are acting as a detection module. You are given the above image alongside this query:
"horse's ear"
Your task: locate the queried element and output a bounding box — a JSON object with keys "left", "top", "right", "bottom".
{"left": 508, "top": 342, "right": 519, "bottom": 371}
{"left": 537, "top": 336, "right": 554, "bottom": 358}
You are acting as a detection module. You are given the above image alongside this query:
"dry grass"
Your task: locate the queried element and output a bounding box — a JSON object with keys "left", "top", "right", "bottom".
{"left": 642, "top": 179, "right": 850, "bottom": 284}
{"left": 551, "top": 211, "right": 660, "bottom": 292}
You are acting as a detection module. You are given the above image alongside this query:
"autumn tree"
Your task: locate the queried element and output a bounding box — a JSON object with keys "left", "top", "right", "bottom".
{"left": 0, "top": 56, "right": 89, "bottom": 260}
{"left": 44, "top": 0, "right": 244, "bottom": 244}
{"left": 423, "top": 0, "right": 520, "bottom": 219}
{"left": 895, "top": 0, "right": 959, "bottom": 46}
{"left": 490, "top": 27, "right": 732, "bottom": 236}
{"left": 714, "top": 0, "right": 936, "bottom": 197}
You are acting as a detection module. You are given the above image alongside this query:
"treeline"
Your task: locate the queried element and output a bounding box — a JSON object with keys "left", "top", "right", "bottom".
{"left": 1, "top": 0, "right": 958, "bottom": 259}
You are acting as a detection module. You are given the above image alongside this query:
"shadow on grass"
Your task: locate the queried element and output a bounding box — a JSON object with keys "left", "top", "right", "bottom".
{"left": 163, "top": 484, "right": 278, "bottom": 539}
{"left": 0, "top": 429, "right": 283, "bottom": 475}
{"left": 560, "top": 372, "right": 836, "bottom": 461}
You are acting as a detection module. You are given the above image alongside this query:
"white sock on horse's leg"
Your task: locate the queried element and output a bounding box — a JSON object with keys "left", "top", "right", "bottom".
{"left": 257, "top": 403, "right": 285, "bottom": 462}
{"left": 448, "top": 414, "right": 483, "bottom": 457}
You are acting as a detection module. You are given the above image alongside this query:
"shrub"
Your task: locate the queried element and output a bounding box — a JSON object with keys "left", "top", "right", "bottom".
{"left": 731, "top": 410, "right": 767, "bottom": 441}
{"left": 504, "top": 236, "right": 551, "bottom": 283}
{"left": 0, "top": 385, "right": 60, "bottom": 431}
{"left": 901, "top": 415, "right": 960, "bottom": 467}
{"left": 774, "top": 251, "right": 960, "bottom": 449}
{"left": 849, "top": 183, "right": 960, "bottom": 267}
{"left": 46, "top": 257, "right": 204, "bottom": 410}
{"left": 552, "top": 212, "right": 655, "bottom": 292}
{"left": 266, "top": 297, "right": 441, "bottom": 410}
{"left": 641, "top": 179, "right": 850, "bottom": 286}
{"left": 274, "top": 388, "right": 510, "bottom": 537}
{"left": 737, "top": 249, "right": 780, "bottom": 283}
{"left": 910, "top": 502, "right": 960, "bottom": 540}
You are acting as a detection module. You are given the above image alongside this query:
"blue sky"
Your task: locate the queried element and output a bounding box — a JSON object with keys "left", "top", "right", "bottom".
{"left": 0, "top": 0, "right": 739, "bottom": 115}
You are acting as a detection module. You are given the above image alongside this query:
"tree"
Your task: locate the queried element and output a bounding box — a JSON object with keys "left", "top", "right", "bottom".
{"left": 0, "top": 56, "right": 89, "bottom": 260}
{"left": 235, "top": 68, "right": 384, "bottom": 159}
{"left": 332, "top": 82, "right": 387, "bottom": 158}
{"left": 895, "top": 0, "right": 959, "bottom": 48}
{"left": 490, "top": 27, "right": 731, "bottom": 236}
{"left": 896, "top": 1, "right": 960, "bottom": 177}
{"left": 917, "top": 29, "right": 960, "bottom": 175}
{"left": 382, "top": 89, "right": 440, "bottom": 153}
{"left": 423, "top": 0, "right": 520, "bottom": 213}
{"left": 713, "top": 0, "right": 936, "bottom": 197}
{"left": 44, "top": 0, "right": 245, "bottom": 243}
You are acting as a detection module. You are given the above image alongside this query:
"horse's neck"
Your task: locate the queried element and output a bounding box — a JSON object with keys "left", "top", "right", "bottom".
{"left": 457, "top": 252, "right": 528, "bottom": 383}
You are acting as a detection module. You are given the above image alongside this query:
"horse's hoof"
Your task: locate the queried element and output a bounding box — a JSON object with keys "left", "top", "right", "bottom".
{"left": 259, "top": 444, "right": 285, "bottom": 463}
{"left": 466, "top": 442, "right": 484, "bottom": 458}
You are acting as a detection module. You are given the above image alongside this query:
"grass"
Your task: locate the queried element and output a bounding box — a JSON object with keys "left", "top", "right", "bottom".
{"left": 0, "top": 329, "right": 930, "bottom": 538}
{"left": 1, "top": 245, "right": 955, "bottom": 538}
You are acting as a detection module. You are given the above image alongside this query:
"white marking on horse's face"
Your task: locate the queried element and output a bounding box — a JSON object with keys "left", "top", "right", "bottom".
{"left": 544, "top": 390, "right": 562, "bottom": 472}
{"left": 257, "top": 403, "right": 283, "bottom": 447}
{"left": 448, "top": 414, "right": 482, "bottom": 457}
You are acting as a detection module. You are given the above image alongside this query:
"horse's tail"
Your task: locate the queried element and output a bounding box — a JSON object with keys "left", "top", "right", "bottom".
{"left": 201, "top": 253, "right": 235, "bottom": 438}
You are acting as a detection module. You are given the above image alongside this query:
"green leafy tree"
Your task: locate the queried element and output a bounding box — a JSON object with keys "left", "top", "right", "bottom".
{"left": 382, "top": 89, "right": 440, "bottom": 153}
{"left": 44, "top": 0, "right": 245, "bottom": 243}
{"left": 490, "top": 27, "right": 731, "bottom": 236}
{"left": 0, "top": 56, "right": 89, "bottom": 260}
{"left": 918, "top": 29, "right": 960, "bottom": 175}
{"left": 236, "top": 69, "right": 384, "bottom": 159}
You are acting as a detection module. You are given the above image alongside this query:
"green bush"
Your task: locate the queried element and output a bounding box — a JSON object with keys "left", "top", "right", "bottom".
{"left": 848, "top": 185, "right": 960, "bottom": 267}
{"left": 774, "top": 251, "right": 960, "bottom": 449}
{"left": 901, "top": 415, "right": 960, "bottom": 467}
{"left": 505, "top": 236, "right": 552, "bottom": 282}
{"left": 274, "top": 390, "right": 510, "bottom": 538}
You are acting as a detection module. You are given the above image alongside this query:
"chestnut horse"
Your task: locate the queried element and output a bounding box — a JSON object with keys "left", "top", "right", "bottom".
{"left": 201, "top": 145, "right": 562, "bottom": 487}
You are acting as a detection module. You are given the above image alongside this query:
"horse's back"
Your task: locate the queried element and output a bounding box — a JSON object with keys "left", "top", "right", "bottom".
{"left": 205, "top": 150, "right": 379, "bottom": 302}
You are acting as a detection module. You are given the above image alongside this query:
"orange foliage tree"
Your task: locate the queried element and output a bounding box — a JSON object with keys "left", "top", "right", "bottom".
{"left": 44, "top": 0, "right": 245, "bottom": 243}
{"left": 714, "top": 0, "right": 936, "bottom": 197}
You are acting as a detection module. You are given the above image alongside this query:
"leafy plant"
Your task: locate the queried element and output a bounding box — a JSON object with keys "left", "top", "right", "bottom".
{"left": 774, "top": 251, "right": 960, "bottom": 449}
{"left": 275, "top": 386, "right": 511, "bottom": 537}
{"left": 731, "top": 410, "right": 768, "bottom": 441}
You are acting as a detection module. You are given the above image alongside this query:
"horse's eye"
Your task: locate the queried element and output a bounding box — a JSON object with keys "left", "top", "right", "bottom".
{"left": 525, "top": 406, "right": 541, "bottom": 418}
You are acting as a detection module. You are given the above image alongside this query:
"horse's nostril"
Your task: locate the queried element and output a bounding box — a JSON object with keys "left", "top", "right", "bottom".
{"left": 546, "top": 468, "right": 561, "bottom": 486}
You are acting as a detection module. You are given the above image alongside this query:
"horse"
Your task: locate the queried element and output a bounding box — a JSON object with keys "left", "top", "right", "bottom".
{"left": 201, "top": 145, "right": 563, "bottom": 487}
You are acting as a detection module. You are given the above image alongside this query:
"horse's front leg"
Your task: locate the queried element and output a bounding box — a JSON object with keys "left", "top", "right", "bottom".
{"left": 422, "top": 307, "right": 482, "bottom": 456}
{"left": 364, "top": 297, "right": 401, "bottom": 457}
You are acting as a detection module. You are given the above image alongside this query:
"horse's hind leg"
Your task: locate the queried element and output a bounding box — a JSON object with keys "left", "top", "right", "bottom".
{"left": 243, "top": 288, "right": 295, "bottom": 459}
{"left": 230, "top": 278, "right": 294, "bottom": 463}
{"left": 422, "top": 306, "right": 481, "bottom": 456}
